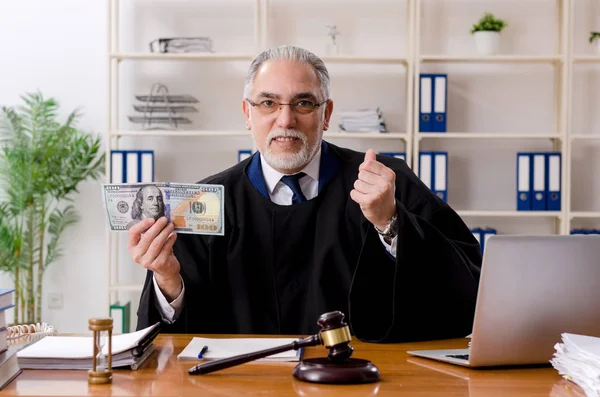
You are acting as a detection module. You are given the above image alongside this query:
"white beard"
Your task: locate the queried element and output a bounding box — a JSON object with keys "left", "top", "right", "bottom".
{"left": 262, "top": 129, "right": 319, "bottom": 171}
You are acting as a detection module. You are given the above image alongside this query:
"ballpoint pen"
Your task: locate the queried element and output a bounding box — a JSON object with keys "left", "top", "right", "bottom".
{"left": 197, "top": 345, "right": 209, "bottom": 359}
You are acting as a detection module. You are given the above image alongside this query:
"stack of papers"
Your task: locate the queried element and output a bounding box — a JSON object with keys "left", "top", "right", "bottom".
{"left": 338, "top": 108, "right": 387, "bottom": 133}
{"left": 178, "top": 337, "right": 303, "bottom": 362}
{"left": 551, "top": 333, "right": 600, "bottom": 397}
{"left": 17, "top": 323, "right": 159, "bottom": 370}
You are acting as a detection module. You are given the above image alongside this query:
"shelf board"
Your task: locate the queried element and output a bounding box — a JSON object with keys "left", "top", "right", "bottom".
{"left": 570, "top": 134, "right": 600, "bottom": 141}
{"left": 112, "top": 130, "right": 408, "bottom": 139}
{"left": 420, "top": 55, "right": 562, "bottom": 63}
{"left": 572, "top": 55, "right": 600, "bottom": 63}
{"left": 456, "top": 210, "right": 562, "bottom": 218}
{"left": 109, "top": 283, "right": 143, "bottom": 292}
{"left": 112, "top": 130, "right": 251, "bottom": 137}
{"left": 110, "top": 52, "right": 255, "bottom": 61}
{"left": 569, "top": 212, "right": 600, "bottom": 219}
{"left": 417, "top": 133, "right": 561, "bottom": 140}
{"left": 321, "top": 55, "right": 408, "bottom": 65}
{"left": 325, "top": 132, "right": 408, "bottom": 139}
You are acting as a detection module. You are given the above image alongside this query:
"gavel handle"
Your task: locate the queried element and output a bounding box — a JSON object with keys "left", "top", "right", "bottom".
{"left": 188, "top": 334, "right": 320, "bottom": 375}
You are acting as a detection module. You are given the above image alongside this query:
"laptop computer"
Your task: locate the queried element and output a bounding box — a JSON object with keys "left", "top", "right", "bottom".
{"left": 407, "top": 234, "right": 600, "bottom": 367}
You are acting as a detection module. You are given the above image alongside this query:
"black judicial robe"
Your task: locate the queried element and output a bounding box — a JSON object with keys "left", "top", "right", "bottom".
{"left": 137, "top": 142, "right": 482, "bottom": 342}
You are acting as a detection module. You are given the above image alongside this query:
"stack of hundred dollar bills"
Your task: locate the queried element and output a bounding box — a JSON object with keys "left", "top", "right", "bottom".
{"left": 102, "top": 182, "right": 224, "bottom": 235}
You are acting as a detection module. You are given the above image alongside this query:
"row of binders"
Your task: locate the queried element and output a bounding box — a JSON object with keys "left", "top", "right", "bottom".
{"left": 571, "top": 229, "right": 600, "bottom": 235}
{"left": 419, "top": 74, "right": 448, "bottom": 132}
{"left": 111, "top": 150, "right": 155, "bottom": 184}
{"left": 517, "top": 152, "right": 561, "bottom": 211}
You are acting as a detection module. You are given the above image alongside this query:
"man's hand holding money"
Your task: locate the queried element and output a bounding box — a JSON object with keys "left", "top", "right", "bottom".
{"left": 128, "top": 217, "right": 182, "bottom": 301}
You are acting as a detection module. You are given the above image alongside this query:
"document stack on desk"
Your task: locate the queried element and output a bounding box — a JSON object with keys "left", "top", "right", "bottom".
{"left": 16, "top": 323, "right": 160, "bottom": 370}
{"left": 551, "top": 333, "right": 600, "bottom": 397}
{"left": 178, "top": 337, "right": 303, "bottom": 362}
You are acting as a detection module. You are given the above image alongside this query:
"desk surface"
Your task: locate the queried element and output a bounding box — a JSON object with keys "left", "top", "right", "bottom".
{"left": 2, "top": 335, "right": 585, "bottom": 396}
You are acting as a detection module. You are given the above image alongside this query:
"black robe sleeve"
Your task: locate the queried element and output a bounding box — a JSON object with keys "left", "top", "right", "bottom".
{"left": 348, "top": 188, "right": 482, "bottom": 343}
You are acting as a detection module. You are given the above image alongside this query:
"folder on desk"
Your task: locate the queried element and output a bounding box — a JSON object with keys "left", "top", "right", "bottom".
{"left": 419, "top": 75, "right": 433, "bottom": 132}
{"left": 545, "top": 152, "right": 561, "bottom": 211}
{"left": 178, "top": 337, "right": 303, "bottom": 362}
{"left": 16, "top": 323, "right": 160, "bottom": 370}
{"left": 379, "top": 152, "right": 406, "bottom": 161}
{"left": 516, "top": 152, "right": 532, "bottom": 211}
{"left": 432, "top": 74, "right": 447, "bottom": 132}
{"left": 532, "top": 153, "right": 546, "bottom": 211}
{"left": 238, "top": 150, "right": 252, "bottom": 163}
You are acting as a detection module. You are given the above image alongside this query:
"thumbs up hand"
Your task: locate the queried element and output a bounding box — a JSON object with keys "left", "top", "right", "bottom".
{"left": 350, "top": 149, "right": 397, "bottom": 231}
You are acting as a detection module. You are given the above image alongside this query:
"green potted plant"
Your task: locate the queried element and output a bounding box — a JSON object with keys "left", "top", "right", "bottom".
{"left": 0, "top": 92, "right": 104, "bottom": 325}
{"left": 590, "top": 31, "right": 600, "bottom": 53}
{"left": 470, "top": 12, "right": 508, "bottom": 55}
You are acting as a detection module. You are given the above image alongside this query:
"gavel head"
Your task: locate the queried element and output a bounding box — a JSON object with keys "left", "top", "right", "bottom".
{"left": 316, "top": 311, "right": 354, "bottom": 363}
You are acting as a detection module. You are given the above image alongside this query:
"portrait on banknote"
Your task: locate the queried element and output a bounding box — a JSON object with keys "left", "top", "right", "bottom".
{"left": 126, "top": 185, "right": 166, "bottom": 229}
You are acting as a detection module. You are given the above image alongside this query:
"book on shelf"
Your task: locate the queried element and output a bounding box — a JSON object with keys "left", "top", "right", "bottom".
{"left": 149, "top": 37, "right": 213, "bottom": 54}
{"left": 16, "top": 322, "right": 160, "bottom": 370}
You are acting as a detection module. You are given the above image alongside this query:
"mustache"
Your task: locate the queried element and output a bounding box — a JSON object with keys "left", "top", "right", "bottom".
{"left": 267, "top": 129, "right": 307, "bottom": 144}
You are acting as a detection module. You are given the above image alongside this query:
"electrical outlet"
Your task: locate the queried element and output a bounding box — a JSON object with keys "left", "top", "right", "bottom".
{"left": 48, "top": 292, "right": 63, "bottom": 309}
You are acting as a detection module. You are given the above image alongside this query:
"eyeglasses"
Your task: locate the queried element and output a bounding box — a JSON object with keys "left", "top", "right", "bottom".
{"left": 246, "top": 98, "right": 328, "bottom": 115}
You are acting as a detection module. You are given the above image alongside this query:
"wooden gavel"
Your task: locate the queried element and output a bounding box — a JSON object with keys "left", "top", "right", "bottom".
{"left": 188, "top": 311, "right": 354, "bottom": 375}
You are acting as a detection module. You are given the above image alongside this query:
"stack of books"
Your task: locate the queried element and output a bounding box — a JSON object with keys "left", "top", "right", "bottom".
{"left": 551, "top": 333, "right": 600, "bottom": 396}
{"left": 0, "top": 288, "right": 22, "bottom": 390}
{"left": 149, "top": 37, "right": 213, "bottom": 53}
{"left": 339, "top": 108, "right": 387, "bottom": 133}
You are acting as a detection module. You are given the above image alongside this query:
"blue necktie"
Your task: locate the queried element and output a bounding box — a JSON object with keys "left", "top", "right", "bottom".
{"left": 280, "top": 172, "right": 307, "bottom": 204}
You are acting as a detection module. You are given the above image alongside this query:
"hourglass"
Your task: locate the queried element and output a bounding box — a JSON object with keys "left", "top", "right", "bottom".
{"left": 88, "top": 318, "right": 113, "bottom": 384}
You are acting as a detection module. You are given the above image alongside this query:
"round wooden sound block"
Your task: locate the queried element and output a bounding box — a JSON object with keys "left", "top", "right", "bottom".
{"left": 292, "top": 358, "right": 381, "bottom": 384}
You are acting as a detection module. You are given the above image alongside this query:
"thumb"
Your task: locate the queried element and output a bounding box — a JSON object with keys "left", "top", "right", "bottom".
{"left": 365, "top": 149, "right": 376, "bottom": 162}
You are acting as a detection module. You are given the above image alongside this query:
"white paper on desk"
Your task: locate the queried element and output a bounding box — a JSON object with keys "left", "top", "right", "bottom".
{"left": 177, "top": 337, "right": 303, "bottom": 362}
{"left": 551, "top": 333, "right": 600, "bottom": 397}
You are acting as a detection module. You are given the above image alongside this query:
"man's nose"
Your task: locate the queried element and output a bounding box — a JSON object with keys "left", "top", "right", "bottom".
{"left": 274, "top": 104, "right": 297, "bottom": 129}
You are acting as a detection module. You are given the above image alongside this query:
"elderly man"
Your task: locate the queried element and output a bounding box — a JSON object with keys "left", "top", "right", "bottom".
{"left": 129, "top": 45, "right": 481, "bottom": 342}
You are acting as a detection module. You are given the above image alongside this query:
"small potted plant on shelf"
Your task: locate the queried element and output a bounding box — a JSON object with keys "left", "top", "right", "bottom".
{"left": 590, "top": 31, "right": 600, "bottom": 53}
{"left": 470, "top": 12, "right": 508, "bottom": 55}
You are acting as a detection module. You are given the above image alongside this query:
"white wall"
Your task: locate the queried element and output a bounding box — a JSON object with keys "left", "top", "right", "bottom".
{"left": 0, "top": 0, "right": 598, "bottom": 332}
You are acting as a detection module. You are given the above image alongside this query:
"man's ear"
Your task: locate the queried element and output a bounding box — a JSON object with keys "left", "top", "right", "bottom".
{"left": 322, "top": 100, "right": 334, "bottom": 131}
{"left": 242, "top": 100, "right": 252, "bottom": 130}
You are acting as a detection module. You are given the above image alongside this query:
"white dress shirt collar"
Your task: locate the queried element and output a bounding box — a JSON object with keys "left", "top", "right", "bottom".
{"left": 260, "top": 147, "right": 322, "bottom": 195}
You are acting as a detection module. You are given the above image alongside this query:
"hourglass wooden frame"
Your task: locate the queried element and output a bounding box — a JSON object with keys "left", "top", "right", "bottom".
{"left": 88, "top": 318, "right": 113, "bottom": 384}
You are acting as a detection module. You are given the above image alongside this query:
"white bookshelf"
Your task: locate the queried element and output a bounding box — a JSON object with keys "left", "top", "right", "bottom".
{"left": 412, "top": 0, "right": 571, "bottom": 235}
{"left": 106, "top": 0, "right": 599, "bottom": 308}
{"left": 105, "top": 0, "right": 415, "bottom": 307}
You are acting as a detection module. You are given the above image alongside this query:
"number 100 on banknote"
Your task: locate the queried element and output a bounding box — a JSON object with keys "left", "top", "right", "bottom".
{"left": 102, "top": 182, "right": 225, "bottom": 236}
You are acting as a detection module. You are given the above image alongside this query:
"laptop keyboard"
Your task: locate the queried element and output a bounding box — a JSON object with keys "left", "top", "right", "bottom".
{"left": 446, "top": 354, "right": 470, "bottom": 360}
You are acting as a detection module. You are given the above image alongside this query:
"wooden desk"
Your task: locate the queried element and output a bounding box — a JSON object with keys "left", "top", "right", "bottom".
{"left": 1, "top": 335, "right": 585, "bottom": 396}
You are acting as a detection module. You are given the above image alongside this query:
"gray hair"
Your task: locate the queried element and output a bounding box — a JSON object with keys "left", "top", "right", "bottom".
{"left": 243, "top": 45, "right": 331, "bottom": 101}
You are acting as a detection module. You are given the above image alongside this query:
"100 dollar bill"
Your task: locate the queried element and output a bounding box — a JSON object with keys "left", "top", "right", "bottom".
{"left": 102, "top": 182, "right": 224, "bottom": 235}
